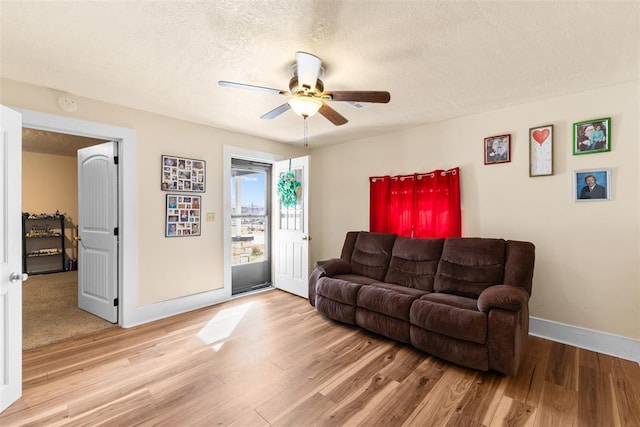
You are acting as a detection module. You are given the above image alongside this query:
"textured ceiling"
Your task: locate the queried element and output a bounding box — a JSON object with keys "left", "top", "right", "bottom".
{"left": 22, "top": 128, "right": 105, "bottom": 157}
{"left": 1, "top": 1, "right": 639, "bottom": 148}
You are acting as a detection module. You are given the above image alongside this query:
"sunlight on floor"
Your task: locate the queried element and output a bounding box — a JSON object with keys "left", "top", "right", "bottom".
{"left": 196, "top": 302, "right": 253, "bottom": 351}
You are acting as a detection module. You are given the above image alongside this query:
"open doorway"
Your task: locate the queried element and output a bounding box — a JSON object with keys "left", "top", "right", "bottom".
{"left": 21, "top": 128, "right": 116, "bottom": 349}
{"left": 231, "top": 158, "right": 272, "bottom": 295}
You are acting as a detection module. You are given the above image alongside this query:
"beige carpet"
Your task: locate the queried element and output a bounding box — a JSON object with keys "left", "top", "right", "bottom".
{"left": 23, "top": 271, "right": 117, "bottom": 350}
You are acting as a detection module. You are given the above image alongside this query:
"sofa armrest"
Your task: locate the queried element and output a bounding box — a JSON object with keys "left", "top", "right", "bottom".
{"left": 309, "top": 259, "right": 352, "bottom": 307}
{"left": 315, "top": 258, "right": 352, "bottom": 276}
{"left": 477, "top": 285, "right": 529, "bottom": 313}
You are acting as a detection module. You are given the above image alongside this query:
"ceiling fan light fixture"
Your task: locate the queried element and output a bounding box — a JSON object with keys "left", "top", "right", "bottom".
{"left": 288, "top": 96, "right": 322, "bottom": 118}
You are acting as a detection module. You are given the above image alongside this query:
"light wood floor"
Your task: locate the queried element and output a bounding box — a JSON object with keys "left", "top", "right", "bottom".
{"left": 2, "top": 289, "right": 639, "bottom": 426}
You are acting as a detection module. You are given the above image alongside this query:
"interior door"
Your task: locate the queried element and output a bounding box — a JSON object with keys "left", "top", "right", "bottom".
{"left": 0, "top": 105, "right": 24, "bottom": 413}
{"left": 77, "top": 142, "right": 118, "bottom": 323}
{"left": 272, "top": 156, "right": 310, "bottom": 298}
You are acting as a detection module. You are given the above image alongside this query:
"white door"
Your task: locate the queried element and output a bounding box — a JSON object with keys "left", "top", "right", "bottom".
{"left": 77, "top": 142, "right": 118, "bottom": 323}
{"left": 0, "top": 105, "right": 25, "bottom": 412}
{"left": 272, "top": 156, "right": 310, "bottom": 298}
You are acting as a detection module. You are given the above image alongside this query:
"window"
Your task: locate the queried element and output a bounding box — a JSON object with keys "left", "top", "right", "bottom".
{"left": 369, "top": 168, "right": 461, "bottom": 238}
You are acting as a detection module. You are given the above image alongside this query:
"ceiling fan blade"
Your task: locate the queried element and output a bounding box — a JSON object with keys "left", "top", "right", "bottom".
{"left": 260, "top": 103, "right": 291, "bottom": 120}
{"left": 326, "top": 91, "right": 391, "bottom": 103}
{"left": 219, "top": 80, "right": 287, "bottom": 95}
{"left": 296, "top": 51, "right": 322, "bottom": 92}
{"left": 318, "top": 102, "right": 348, "bottom": 126}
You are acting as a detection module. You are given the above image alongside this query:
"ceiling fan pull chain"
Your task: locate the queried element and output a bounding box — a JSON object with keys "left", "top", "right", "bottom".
{"left": 304, "top": 116, "right": 309, "bottom": 147}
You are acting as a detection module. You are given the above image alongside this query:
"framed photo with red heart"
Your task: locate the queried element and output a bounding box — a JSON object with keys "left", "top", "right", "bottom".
{"left": 484, "top": 134, "right": 511, "bottom": 165}
{"left": 573, "top": 117, "right": 611, "bottom": 155}
{"left": 529, "top": 124, "right": 553, "bottom": 177}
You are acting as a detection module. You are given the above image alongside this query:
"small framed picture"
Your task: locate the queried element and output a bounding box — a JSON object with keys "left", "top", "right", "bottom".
{"left": 529, "top": 124, "right": 553, "bottom": 177}
{"left": 484, "top": 134, "right": 511, "bottom": 165}
{"left": 573, "top": 169, "right": 610, "bottom": 202}
{"left": 573, "top": 117, "right": 610, "bottom": 155}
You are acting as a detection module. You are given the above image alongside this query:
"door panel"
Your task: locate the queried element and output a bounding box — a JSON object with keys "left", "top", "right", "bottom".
{"left": 0, "top": 105, "right": 23, "bottom": 413}
{"left": 272, "top": 156, "right": 309, "bottom": 298}
{"left": 77, "top": 142, "right": 118, "bottom": 323}
{"left": 230, "top": 159, "right": 272, "bottom": 295}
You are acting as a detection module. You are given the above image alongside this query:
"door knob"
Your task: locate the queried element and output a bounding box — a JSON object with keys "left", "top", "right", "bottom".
{"left": 74, "top": 236, "right": 82, "bottom": 241}
{"left": 302, "top": 236, "right": 312, "bottom": 241}
{"left": 9, "top": 272, "right": 28, "bottom": 283}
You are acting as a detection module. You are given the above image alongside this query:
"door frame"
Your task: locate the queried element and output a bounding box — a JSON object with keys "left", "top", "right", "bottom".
{"left": 16, "top": 108, "right": 137, "bottom": 327}
{"left": 223, "top": 146, "right": 282, "bottom": 296}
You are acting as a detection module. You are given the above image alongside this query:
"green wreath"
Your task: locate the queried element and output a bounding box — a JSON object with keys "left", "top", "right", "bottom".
{"left": 277, "top": 171, "right": 301, "bottom": 208}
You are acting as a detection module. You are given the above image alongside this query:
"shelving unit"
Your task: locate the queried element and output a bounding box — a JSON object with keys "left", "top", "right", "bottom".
{"left": 22, "top": 214, "right": 66, "bottom": 275}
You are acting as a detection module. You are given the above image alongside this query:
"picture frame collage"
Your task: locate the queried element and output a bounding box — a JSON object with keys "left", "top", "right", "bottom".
{"left": 165, "top": 194, "right": 201, "bottom": 237}
{"left": 161, "top": 154, "right": 206, "bottom": 237}
{"left": 484, "top": 117, "right": 611, "bottom": 202}
{"left": 161, "top": 155, "right": 206, "bottom": 192}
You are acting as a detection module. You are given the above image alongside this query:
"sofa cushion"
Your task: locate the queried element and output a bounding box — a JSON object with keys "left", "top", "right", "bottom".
{"left": 420, "top": 292, "right": 479, "bottom": 310}
{"left": 434, "top": 238, "right": 506, "bottom": 298}
{"left": 357, "top": 284, "right": 419, "bottom": 321}
{"left": 350, "top": 232, "right": 397, "bottom": 282}
{"left": 316, "top": 277, "right": 364, "bottom": 305}
{"left": 384, "top": 236, "right": 444, "bottom": 291}
{"left": 368, "top": 282, "right": 431, "bottom": 299}
{"left": 410, "top": 298, "right": 487, "bottom": 344}
{"left": 333, "top": 274, "right": 378, "bottom": 286}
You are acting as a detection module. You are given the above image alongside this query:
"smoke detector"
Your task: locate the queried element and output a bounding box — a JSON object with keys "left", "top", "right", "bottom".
{"left": 57, "top": 96, "right": 78, "bottom": 112}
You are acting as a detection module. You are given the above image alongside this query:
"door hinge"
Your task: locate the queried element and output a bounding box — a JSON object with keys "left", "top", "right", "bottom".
{"left": 114, "top": 156, "right": 119, "bottom": 165}
{"left": 114, "top": 227, "right": 119, "bottom": 236}
{"left": 114, "top": 298, "right": 119, "bottom": 307}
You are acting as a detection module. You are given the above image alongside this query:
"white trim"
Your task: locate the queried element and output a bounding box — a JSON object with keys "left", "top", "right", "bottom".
{"left": 222, "top": 146, "right": 283, "bottom": 296}
{"left": 121, "top": 286, "right": 231, "bottom": 328}
{"left": 530, "top": 316, "right": 640, "bottom": 364}
{"left": 15, "top": 108, "right": 138, "bottom": 328}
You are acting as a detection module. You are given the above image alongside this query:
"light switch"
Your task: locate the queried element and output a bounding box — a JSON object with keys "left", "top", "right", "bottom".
{"left": 206, "top": 212, "right": 216, "bottom": 222}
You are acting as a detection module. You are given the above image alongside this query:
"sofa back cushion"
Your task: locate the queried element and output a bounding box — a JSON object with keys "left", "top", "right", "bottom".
{"left": 434, "top": 238, "right": 506, "bottom": 298}
{"left": 340, "top": 231, "right": 361, "bottom": 264}
{"left": 505, "top": 240, "right": 536, "bottom": 296}
{"left": 350, "top": 232, "right": 397, "bottom": 281}
{"left": 384, "top": 236, "right": 444, "bottom": 291}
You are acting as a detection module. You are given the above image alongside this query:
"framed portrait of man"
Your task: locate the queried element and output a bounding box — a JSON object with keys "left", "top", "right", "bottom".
{"left": 573, "top": 169, "right": 611, "bottom": 202}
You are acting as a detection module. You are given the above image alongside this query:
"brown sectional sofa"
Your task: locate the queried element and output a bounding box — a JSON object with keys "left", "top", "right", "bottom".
{"left": 308, "top": 231, "right": 535, "bottom": 375}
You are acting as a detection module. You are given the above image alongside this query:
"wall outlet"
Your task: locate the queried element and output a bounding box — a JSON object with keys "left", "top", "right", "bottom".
{"left": 206, "top": 212, "right": 216, "bottom": 222}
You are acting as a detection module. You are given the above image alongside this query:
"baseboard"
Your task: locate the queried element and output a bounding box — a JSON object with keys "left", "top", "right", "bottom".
{"left": 529, "top": 316, "right": 640, "bottom": 364}
{"left": 123, "top": 286, "right": 231, "bottom": 328}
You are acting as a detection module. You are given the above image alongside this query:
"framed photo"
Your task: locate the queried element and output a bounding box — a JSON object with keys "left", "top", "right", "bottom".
{"left": 573, "top": 169, "right": 610, "bottom": 202}
{"left": 573, "top": 117, "right": 610, "bottom": 155}
{"left": 166, "top": 194, "right": 201, "bottom": 236}
{"left": 161, "top": 155, "right": 206, "bottom": 192}
{"left": 484, "top": 134, "right": 511, "bottom": 165}
{"left": 529, "top": 124, "right": 553, "bottom": 177}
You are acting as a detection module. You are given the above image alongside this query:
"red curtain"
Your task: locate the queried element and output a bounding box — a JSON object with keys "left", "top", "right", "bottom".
{"left": 369, "top": 176, "right": 389, "bottom": 232}
{"left": 369, "top": 167, "right": 461, "bottom": 238}
{"left": 413, "top": 168, "right": 461, "bottom": 238}
{"left": 388, "top": 174, "right": 415, "bottom": 237}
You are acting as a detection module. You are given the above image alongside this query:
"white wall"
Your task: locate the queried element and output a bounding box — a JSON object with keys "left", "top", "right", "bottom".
{"left": 1, "top": 78, "right": 308, "bottom": 308}
{"left": 310, "top": 80, "right": 640, "bottom": 340}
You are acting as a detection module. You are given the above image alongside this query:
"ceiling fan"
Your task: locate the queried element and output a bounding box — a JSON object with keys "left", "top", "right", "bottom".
{"left": 219, "top": 52, "right": 390, "bottom": 126}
